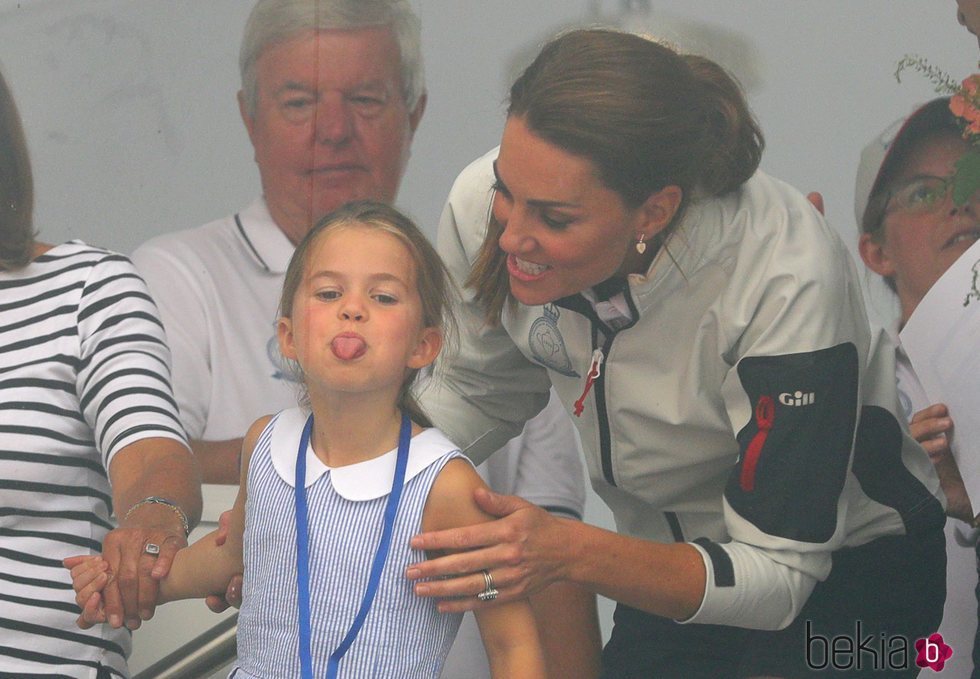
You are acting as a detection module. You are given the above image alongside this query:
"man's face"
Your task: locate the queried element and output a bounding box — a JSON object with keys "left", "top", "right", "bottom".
{"left": 240, "top": 26, "right": 425, "bottom": 244}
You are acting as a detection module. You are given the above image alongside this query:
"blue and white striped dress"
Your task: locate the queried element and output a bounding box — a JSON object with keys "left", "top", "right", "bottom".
{"left": 233, "top": 407, "right": 466, "bottom": 678}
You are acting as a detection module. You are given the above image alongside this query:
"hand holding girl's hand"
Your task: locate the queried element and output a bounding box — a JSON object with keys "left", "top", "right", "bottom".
{"left": 99, "top": 520, "right": 186, "bottom": 630}
{"left": 204, "top": 509, "right": 244, "bottom": 613}
{"left": 63, "top": 555, "right": 111, "bottom": 629}
{"left": 406, "top": 488, "right": 570, "bottom": 613}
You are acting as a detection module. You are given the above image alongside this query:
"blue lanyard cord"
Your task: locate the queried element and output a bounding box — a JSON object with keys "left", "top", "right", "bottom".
{"left": 294, "top": 412, "right": 412, "bottom": 679}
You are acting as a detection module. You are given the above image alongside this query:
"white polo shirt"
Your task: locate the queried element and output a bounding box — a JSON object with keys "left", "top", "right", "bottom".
{"left": 132, "top": 198, "right": 298, "bottom": 442}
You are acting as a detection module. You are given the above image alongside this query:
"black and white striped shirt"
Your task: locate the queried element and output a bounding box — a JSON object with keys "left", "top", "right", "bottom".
{"left": 0, "top": 242, "right": 186, "bottom": 678}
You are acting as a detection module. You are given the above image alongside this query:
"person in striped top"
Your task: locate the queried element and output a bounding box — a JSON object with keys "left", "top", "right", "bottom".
{"left": 0, "top": 68, "right": 202, "bottom": 677}
{"left": 68, "top": 202, "right": 545, "bottom": 678}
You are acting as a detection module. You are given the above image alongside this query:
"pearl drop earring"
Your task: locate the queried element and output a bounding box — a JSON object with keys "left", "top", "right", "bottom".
{"left": 635, "top": 233, "right": 646, "bottom": 255}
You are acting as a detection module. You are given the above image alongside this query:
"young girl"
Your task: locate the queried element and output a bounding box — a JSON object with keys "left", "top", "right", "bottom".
{"left": 66, "top": 201, "right": 545, "bottom": 678}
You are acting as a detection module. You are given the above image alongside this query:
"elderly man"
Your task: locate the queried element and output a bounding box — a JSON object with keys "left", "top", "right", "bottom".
{"left": 131, "top": 1, "right": 599, "bottom": 675}
{"left": 133, "top": 0, "right": 425, "bottom": 483}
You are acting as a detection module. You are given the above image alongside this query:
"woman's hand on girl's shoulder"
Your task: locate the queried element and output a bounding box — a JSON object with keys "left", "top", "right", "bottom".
{"left": 411, "top": 471, "right": 569, "bottom": 613}
{"left": 421, "top": 461, "right": 548, "bottom": 678}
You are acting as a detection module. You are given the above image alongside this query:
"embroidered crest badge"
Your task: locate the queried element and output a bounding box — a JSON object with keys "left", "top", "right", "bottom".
{"left": 528, "top": 304, "right": 580, "bottom": 377}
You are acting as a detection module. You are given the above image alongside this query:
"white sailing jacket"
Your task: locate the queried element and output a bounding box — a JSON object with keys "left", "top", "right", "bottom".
{"left": 421, "top": 149, "right": 944, "bottom": 630}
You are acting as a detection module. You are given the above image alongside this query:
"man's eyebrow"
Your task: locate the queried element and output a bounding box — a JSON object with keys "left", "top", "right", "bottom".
{"left": 275, "top": 81, "right": 315, "bottom": 95}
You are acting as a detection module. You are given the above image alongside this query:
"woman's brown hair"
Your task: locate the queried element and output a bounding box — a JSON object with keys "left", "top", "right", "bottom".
{"left": 0, "top": 68, "right": 34, "bottom": 270}
{"left": 468, "top": 28, "right": 764, "bottom": 323}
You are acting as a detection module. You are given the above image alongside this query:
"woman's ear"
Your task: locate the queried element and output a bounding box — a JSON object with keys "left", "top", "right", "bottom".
{"left": 277, "top": 316, "right": 297, "bottom": 361}
{"left": 408, "top": 326, "right": 443, "bottom": 370}
{"left": 858, "top": 232, "right": 896, "bottom": 278}
{"left": 637, "top": 184, "right": 683, "bottom": 239}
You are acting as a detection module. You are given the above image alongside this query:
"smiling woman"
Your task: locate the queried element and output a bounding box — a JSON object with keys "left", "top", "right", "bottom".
{"left": 412, "top": 28, "right": 947, "bottom": 678}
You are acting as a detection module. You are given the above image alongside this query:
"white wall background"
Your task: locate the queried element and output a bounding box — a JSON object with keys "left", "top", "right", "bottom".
{"left": 1, "top": 0, "right": 977, "bottom": 665}
{"left": 0, "top": 1, "right": 977, "bottom": 312}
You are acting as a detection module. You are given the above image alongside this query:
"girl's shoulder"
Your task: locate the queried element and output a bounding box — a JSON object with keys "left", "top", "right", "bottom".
{"left": 422, "top": 447, "right": 489, "bottom": 535}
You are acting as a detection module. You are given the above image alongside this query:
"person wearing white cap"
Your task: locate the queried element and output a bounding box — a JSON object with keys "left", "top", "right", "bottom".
{"left": 856, "top": 96, "right": 980, "bottom": 678}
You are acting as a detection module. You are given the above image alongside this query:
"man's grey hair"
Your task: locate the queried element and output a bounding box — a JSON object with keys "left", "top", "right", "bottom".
{"left": 239, "top": 0, "right": 424, "bottom": 116}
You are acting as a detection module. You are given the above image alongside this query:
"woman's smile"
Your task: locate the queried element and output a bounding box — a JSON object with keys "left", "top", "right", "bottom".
{"left": 507, "top": 254, "right": 550, "bottom": 281}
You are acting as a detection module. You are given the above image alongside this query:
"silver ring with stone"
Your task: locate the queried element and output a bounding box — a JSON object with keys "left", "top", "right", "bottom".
{"left": 476, "top": 569, "right": 499, "bottom": 602}
{"left": 143, "top": 543, "right": 161, "bottom": 556}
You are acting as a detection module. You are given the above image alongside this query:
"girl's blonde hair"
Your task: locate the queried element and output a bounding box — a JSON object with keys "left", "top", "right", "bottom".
{"left": 278, "top": 200, "right": 456, "bottom": 426}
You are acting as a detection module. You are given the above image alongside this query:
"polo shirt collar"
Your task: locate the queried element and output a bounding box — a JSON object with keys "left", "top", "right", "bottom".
{"left": 236, "top": 197, "right": 295, "bottom": 274}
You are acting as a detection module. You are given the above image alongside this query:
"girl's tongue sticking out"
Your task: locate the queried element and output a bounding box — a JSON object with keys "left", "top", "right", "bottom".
{"left": 331, "top": 335, "right": 366, "bottom": 360}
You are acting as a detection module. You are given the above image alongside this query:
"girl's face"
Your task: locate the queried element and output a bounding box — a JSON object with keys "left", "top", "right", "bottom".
{"left": 491, "top": 116, "right": 679, "bottom": 307}
{"left": 278, "top": 225, "right": 441, "bottom": 401}
{"left": 860, "top": 132, "right": 980, "bottom": 322}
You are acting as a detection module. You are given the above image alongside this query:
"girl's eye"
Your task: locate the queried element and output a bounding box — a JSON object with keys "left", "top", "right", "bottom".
{"left": 315, "top": 289, "right": 341, "bottom": 300}
{"left": 373, "top": 293, "right": 398, "bottom": 305}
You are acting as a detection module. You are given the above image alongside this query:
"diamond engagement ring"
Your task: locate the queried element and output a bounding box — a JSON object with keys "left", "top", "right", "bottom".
{"left": 143, "top": 543, "right": 161, "bottom": 556}
{"left": 476, "top": 569, "right": 499, "bottom": 602}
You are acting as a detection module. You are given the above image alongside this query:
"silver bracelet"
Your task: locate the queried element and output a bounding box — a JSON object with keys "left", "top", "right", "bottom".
{"left": 123, "top": 496, "right": 190, "bottom": 537}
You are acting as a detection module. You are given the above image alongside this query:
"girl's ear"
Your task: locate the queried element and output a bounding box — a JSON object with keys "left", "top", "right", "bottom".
{"left": 636, "top": 184, "right": 683, "bottom": 240}
{"left": 277, "top": 316, "right": 297, "bottom": 360}
{"left": 407, "top": 326, "right": 443, "bottom": 370}
{"left": 859, "top": 232, "right": 897, "bottom": 278}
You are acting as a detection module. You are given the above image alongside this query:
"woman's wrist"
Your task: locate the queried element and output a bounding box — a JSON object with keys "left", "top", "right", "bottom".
{"left": 556, "top": 516, "right": 593, "bottom": 585}
{"left": 123, "top": 496, "right": 190, "bottom": 537}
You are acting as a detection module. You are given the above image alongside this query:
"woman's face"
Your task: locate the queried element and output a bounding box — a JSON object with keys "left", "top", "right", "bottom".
{"left": 491, "top": 116, "right": 661, "bottom": 307}
{"left": 862, "top": 132, "right": 980, "bottom": 321}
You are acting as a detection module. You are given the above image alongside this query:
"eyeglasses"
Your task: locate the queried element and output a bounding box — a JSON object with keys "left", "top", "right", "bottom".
{"left": 883, "top": 174, "right": 980, "bottom": 216}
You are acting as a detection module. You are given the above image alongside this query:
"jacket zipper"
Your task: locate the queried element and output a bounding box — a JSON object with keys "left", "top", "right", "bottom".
{"left": 594, "top": 334, "right": 617, "bottom": 486}
{"left": 573, "top": 349, "right": 604, "bottom": 416}
{"left": 553, "top": 294, "right": 629, "bottom": 488}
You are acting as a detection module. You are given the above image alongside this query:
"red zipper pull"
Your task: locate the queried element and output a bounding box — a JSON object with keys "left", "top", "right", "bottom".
{"left": 573, "top": 349, "right": 604, "bottom": 417}
{"left": 739, "top": 395, "right": 775, "bottom": 491}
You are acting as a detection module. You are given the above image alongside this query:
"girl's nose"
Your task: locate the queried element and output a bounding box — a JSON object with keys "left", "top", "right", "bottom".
{"left": 339, "top": 296, "right": 366, "bottom": 321}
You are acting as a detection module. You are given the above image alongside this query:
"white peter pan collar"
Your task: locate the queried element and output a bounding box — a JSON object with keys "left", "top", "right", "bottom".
{"left": 268, "top": 407, "right": 467, "bottom": 501}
